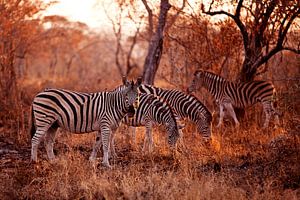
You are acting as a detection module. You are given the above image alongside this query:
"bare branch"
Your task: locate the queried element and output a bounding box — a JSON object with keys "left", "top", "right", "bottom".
{"left": 165, "top": 0, "right": 186, "bottom": 31}
{"left": 258, "top": 0, "right": 278, "bottom": 37}
{"left": 141, "top": 0, "right": 154, "bottom": 36}
{"left": 126, "top": 23, "right": 141, "bottom": 76}
{"left": 278, "top": 7, "right": 300, "bottom": 47}
{"left": 202, "top": 1, "right": 249, "bottom": 54}
{"left": 235, "top": 0, "right": 244, "bottom": 18}
{"left": 282, "top": 47, "right": 300, "bottom": 54}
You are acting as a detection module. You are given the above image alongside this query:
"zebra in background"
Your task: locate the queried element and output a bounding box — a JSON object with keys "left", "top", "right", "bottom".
{"left": 138, "top": 83, "right": 212, "bottom": 141}
{"left": 187, "top": 70, "right": 279, "bottom": 128}
{"left": 30, "top": 77, "right": 141, "bottom": 167}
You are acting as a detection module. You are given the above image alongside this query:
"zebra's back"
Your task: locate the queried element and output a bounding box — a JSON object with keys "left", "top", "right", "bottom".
{"left": 224, "top": 81, "right": 275, "bottom": 108}
{"left": 32, "top": 88, "right": 106, "bottom": 133}
{"left": 139, "top": 84, "right": 212, "bottom": 138}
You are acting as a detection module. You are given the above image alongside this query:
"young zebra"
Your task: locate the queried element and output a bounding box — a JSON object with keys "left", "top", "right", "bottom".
{"left": 138, "top": 83, "right": 212, "bottom": 140}
{"left": 123, "top": 93, "right": 180, "bottom": 151}
{"left": 30, "top": 78, "right": 141, "bottom": 167}
{"left": 187, "top": 70, "right": 279, "bottom": 128}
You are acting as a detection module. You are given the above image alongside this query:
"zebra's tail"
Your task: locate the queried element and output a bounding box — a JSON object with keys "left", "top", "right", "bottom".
{"left": 29, "top": 106, "right": 36, "bottom": 139}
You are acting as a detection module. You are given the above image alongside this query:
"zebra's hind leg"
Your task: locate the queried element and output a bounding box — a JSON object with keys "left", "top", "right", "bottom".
{"left": 31, "top": 129, "right": 47, "bottom": 162}
{"left": 224, "top": 103, "right": 240, "bottom": 127}
{"left": 44, "top": 124, "right": 58, "bottom": 161}
{"left": 89, "top": 131, "right": 102, "bottom": 161}
{"left": 217, "top": 104, "right": 225, "bottom": 127}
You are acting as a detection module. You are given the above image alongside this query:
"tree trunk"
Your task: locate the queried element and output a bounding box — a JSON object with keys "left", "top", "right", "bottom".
{"left": 239, "top": 55, "right": 259, "bottom": 82}
{"left": 142, "top": 0, "right": 171, "bottom": 85}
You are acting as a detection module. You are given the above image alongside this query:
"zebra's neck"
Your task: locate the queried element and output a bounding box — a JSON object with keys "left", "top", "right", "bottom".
{"left": 107, "top": 91, "right": 128, "bottom": 115}
{"left": 202, "top": 72, "right": 227, "bottom": 98}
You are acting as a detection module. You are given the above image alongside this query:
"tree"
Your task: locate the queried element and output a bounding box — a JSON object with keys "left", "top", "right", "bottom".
{"left": 202, "top": 0, "right": 300, "bottom": 81}
{"left": 0, "top": 0, "right": 47, "bottom": 96}
{"left": 104, "top": 1, "right": 142, "bottom": 79}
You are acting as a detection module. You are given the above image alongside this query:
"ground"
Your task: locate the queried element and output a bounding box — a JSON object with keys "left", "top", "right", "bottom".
{"left": 0, "top": 122, "right": 299, "bottom": 199}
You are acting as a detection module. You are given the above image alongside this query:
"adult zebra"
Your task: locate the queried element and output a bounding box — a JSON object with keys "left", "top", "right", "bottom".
{"left": 30, "top": 78, "right": 141, "bottom": 167}
{"left": 138, "top": 82, "right": 212, "bottom": 140}
{"left": 187, "top": 70, "right": 279, "bottom": 128}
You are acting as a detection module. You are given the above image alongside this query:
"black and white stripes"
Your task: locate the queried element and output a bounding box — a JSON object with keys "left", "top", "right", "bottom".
{"left": 188, "top": 70, "right": 279, "bottom": 128}
{"left": 138, "top": 84, "right": 212, "bottom": 140}
{"left": 122, "top": 93, "right": 180, "bottom": 151}
{"left": 30, "top": 78, "right": 141, "bottom": 167}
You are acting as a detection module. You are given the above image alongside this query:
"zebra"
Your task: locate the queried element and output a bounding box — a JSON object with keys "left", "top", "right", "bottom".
{"left": 104, "top": 85, "right": 181, "bottom": 153}
{"left": 138, "top": 83, "right": 212, "bottom": 141}
{"left": 187, "top": 69, "right": 279, "bottom": 128}
{"left": 122, "top": 93, "right": 180, "bottom": 151}
{"left": 30, "top": 77, "right": 141, "bottom": 167}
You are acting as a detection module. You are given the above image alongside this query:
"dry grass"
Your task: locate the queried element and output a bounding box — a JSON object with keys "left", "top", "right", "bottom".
{"left": 1, "top": 119, "right": 299, "bottom": 199}
{"left": 0, "top": 79, "right": 300, "bottom": 200}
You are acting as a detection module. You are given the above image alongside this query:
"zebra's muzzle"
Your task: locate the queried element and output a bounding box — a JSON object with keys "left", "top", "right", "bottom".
{"left": 133, "top": 94, "right": 140, "bottom": 110}
{"left": 127, "top": 105, "right": 135, "bottom": 118}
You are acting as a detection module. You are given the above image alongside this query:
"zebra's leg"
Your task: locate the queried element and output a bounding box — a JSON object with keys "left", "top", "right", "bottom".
{"left": 130, "top": 126, "right": 137, "bottom": 145}
{"left": 178, "top": 128, "right": 185, "bottom": 148}
{"left": 217, "top": 104, "right": 225, "bottom": 127}
{"left": 224, "top": 103, "right": 240, "bottom": 127}
{"left": 109, "top": 129, "right": 118, "bottom": 159}
{"left": 262, "top": 102, "right": 272, "bottom": 128}
{"left": 143, "top": 123, "right": 153, "bottom": 152}
{"left": 31, "top": 129, "right": 47, "bottom": 162}
{"left": 44, "top": 126, "right": 58, "bottom": 161}
{"left": 272, "top": 102, "right": 280, "bottom": 127}
{"left": 274, "top": 113, "right": 280, "bottom": 127}
{"left": 89, "top": 131, "right": 102, "bottom": 161}
{"left": 100, "top": 125, "right": 112, "bottom": 168}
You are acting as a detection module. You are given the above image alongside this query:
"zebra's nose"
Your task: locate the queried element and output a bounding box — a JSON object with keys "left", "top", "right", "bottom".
{"left": 133, "top": 96, "right": 140, "bottom": 109}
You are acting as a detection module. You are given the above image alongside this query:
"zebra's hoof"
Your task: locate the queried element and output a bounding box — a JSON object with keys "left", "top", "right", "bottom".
{"left": 102, "top": 162, "right": 112, "bottom": 169}
{"left": 29, "top": 159, "right": 38, "bottom": 165}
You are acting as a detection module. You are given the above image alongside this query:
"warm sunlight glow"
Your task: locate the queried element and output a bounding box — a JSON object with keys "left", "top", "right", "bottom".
{"left": 44, "top": 0, "right": 110, "bottom": 29}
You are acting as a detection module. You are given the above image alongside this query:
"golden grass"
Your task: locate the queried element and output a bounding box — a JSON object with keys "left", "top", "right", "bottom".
{"left": 1, "top": 118, "right": 299, "bottom": 200}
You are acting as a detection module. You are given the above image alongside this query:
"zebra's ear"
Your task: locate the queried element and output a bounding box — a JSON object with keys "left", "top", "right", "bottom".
{"left": 137, "top": 77, "right": 143, "bottom": 85}
{"left": 131, "top": 80, "right": 134, "bottom": 88}
{"left": 195, "top": 69, "right": 204, "bottom": 75}
{"left": 122, "top": 76, "right": 127, "bottom": 85}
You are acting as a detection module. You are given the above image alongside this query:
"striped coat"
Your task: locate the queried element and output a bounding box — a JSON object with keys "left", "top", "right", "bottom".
{"left": 188, "top": 70, "right": 279, "bottom": 128}
{"left": 30, "top": 79, "right": 141, "bottom": 167}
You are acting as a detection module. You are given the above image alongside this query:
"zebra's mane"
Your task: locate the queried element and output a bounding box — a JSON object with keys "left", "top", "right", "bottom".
{"left": 202, "top": 70, "right": 227, "bottom": 83}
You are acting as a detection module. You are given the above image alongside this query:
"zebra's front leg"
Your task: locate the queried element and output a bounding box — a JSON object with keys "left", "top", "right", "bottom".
{"left": 224, "top": 103, "right": 240, "bottom": 127}
{"left": 109, "top": 129, "right": 118, "bottom": 159}
{"left": 217, "top": 104, "right": 225, "bottom": 128}
{"left": 129, "top": 126, "right": 137, "bottom": 145}
{"left": 143, "top": 123, "right": 153, "bottom": 152}
{"left": 262, "top": 103, "right": 272, "bottom": 128}
{"left": 89, "top": 131, "right": 102, "bottom": 161}
{"left": 101, "top": 126, "right": 112, "bottom": 168}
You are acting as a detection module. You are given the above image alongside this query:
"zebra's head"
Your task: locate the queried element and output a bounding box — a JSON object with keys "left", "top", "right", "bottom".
{"left": 122, "top": 77, "right": 142, "bottom": 117}
{"left": 187, "top": 70, "right": 204, "bottom": 94}
{"left": 195, "top": 111, "right": 212, "bottom": 140}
